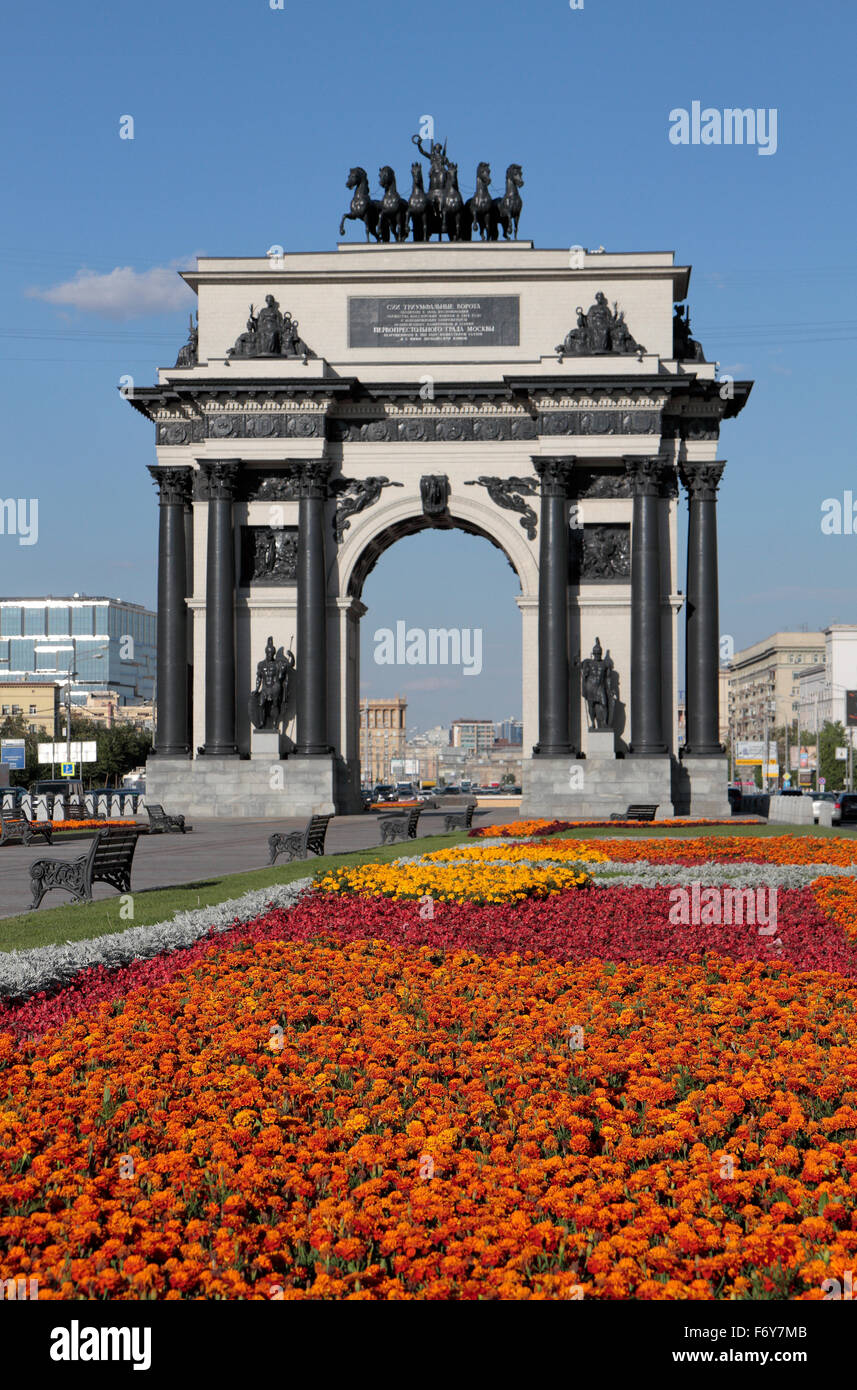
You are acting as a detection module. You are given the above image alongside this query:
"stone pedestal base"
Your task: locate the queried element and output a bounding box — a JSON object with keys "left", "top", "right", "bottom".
{"left": 586, "top": 730, "right": 616, "bottom": 758}
{"left": 145, "top": 754, "right": 336, "bottom": 818}
{"left": 519, "top": 754, "right": 674, "bottom": 820}
{"left": 678, "top": 753, "right": 730, "bottom": 818}
{"left": 250, "top": 728, "right": 294, "bottom": 761}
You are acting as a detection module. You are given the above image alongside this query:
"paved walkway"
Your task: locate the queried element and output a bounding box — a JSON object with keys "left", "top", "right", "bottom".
{"left": 0, "top": 808, "right": 513, "bottom": 922}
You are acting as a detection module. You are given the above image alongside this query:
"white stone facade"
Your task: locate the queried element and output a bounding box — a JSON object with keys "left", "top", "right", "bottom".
{"left": 133, "top": 242, "right": 749, "bottom": 817}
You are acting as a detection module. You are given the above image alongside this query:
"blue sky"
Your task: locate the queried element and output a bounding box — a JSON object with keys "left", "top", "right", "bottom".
{"left": 1, "top": 0, "right": 854, "bottom": 729}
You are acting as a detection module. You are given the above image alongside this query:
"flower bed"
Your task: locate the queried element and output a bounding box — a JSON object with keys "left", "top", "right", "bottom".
{"left": 0, "top": 818, "right": 139, "bottom": 839}
{"left": 422, "top": 843, "right": 609, "bottom": 864}
{"left": 52, "top": 818, "right": 138, "bottom": 831}
{"left": 572, "top": 835, "right": 857, "bottom": 866}
{"left": 810, "top": 876, "right": 857, "bottom": 942}
{"left": 316, "top": 861, "right": 593, "bottom": 904}
{"left": 469, "top": 818, "right": 740, "bottom": 839}
{"left": 4, "top": 827, "right": 857, "bottom": 1302}
{"left": 2, "top": 919, "right": 857, "bottom": 1299}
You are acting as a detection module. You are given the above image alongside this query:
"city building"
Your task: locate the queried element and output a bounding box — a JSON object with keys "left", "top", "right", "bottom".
{"left": 0, "top": 680, "right": 59, "bottom": 735}
{"left": 359, "top": 696, "right": 407, "bottom": 786}
{"left": 438, "top": 746, "right": 523, "bottom": 787}
{"left": 450, "top": 719, "right": 495, "bottom": 754}
{"left": 80, "top": 690, "right": 155, "bottom": 730}
{"left": 799, "top": 625, "right": 857, "bottom": 736}
{"left": 496, "top": 717, "right": 523, "bottom": 744}
{"left": 727, "top": 631, "right": 826, "bottom": 740}
{"left": 679, "top": 673, "right": 729, "bottom": 748}
{"left": 0, "top": 596, "right": 156, "bottom": 705}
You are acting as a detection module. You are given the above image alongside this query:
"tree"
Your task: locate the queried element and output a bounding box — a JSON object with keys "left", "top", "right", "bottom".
{"left": 818, "top": 720, "right": 848, "bottom": 791}
{"left": 1, "top": 711, "right": 152, "bottom": 789}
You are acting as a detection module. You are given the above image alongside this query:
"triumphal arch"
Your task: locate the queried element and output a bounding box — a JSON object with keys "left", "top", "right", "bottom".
{"left": 129, "top": 139, "right": 751, "bottom": 818}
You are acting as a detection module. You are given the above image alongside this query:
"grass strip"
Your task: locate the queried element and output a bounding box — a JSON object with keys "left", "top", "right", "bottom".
{"left": 0, "top": 831, "right": 472, "bottom": 954}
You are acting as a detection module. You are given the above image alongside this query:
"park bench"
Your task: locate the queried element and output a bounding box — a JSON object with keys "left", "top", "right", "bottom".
{"left": 268, "top": 813, "right": 332, "bottom": 865}
{"left": 443, "top": 801, "right": 478, "bottom": 833}
{"left": 0, "top": 808, "right": 53, "bottom": 848}
{"left": 29, "top": 826, "right": 141, "bottom": 909}
{"left": 379, "top": 805, "right": 423, "bottom": 845}
{"left": 608, "top": 804, "right": 659, "bottom": 822}
{"left": 146, "top": 803, "right": 192, "bottom": 834}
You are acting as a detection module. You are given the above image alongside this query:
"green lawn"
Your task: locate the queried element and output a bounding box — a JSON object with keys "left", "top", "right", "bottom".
{"left": 0, "top": 831, "right": 471, "bottom": 955}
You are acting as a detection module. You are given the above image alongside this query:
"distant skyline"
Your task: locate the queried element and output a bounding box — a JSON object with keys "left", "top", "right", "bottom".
{"left": 2, "top": 0, "right": 855, "bottom": 727}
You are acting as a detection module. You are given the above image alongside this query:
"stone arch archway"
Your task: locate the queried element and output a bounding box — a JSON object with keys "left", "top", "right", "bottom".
{"left": 330, "top": 487, "right": 540, "bottom": 806}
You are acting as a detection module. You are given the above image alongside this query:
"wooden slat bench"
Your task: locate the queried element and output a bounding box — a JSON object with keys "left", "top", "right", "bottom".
{"left": 146, "top": 803, "right": 191, "bottom": 834}
{"left": 268, "top": 813, "right": 332, "bottom": 865}
{"left": 608, "top": 804, "right": 659, "bottom": 822}
{"left": 443, "top": 801, "right": 478, "bottom": 833}
{"left": 0, "top": 808, "right": 53, "bottom": 848}
{"left": 29, "top": 826, "right": 141, "bottom": 909}
{"left": 379, "top": 805, "right": 423, "bottom": 845}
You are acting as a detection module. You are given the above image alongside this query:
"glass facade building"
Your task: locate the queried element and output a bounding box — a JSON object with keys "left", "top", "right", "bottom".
{"left": 0, "top": 596, "right": 156, "bottom": 705}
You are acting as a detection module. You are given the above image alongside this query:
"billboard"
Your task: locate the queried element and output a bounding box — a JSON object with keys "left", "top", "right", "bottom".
{"left": 0, "top": 739, "right": 26, "bottom": 769}
{"left": 735, "top": 740, "right": 778, "bottom": 765}
{"left": 37, "top": 741, "right": 97, "bottom": 763}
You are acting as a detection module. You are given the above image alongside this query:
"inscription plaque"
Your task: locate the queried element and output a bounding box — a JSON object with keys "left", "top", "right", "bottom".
{"left": 348, "top": 296, "right": 520, "bottom": 348}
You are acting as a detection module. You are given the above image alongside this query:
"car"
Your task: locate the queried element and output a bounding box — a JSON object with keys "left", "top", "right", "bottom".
{"left": 832, "top": 793, "right": 857, "bottom": 826}
{"left": 812, "top": 790, "right": 837, "bottom": 823}
{"left": 371, "top": 784, "right": 399, "bottom": 803}
{"left": 439, "top": 785, "right": 461, "bottom": 795}
{"left": 395, "top": 782, "right": 418, "bottom": 800}
{"left": 28, "top": 778, "right": 86, "bottom": 806}
{"left": 777, "top": 787, "right": 805, "bottom": 797}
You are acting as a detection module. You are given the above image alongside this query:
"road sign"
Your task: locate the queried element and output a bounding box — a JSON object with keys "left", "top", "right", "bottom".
{"left": 835, "top": 747, "right": 848, "bottom": 761}
{"left": 819, "top": 777, "right": 826, "bottom": 791}
{"left": 0, "top": 739, "right": 26, "bottom": 770}
{"left": 60, "top": 762, "right": 76, "bottom": 777}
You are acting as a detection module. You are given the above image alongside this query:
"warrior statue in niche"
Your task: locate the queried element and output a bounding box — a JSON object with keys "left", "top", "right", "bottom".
{"left": 248, "top": 635, "right": 294, "bottom": 731}
{"left": 580, "top": 637, "right": 618, "bottom": 730}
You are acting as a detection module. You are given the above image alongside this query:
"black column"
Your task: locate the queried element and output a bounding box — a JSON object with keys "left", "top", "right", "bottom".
{"left": 199, "top": 460, "right": 241, "bottom": 756}
{"left": 533, "top": 456, "right": 576, "bottom": 756}
{"left": 296, "top": 460, "right": 331, "bottom": 755}
{"left": 626, "top": 456, "right": 668, "bottom": 754}
{"left": 148, "top": 467, "right": 193, "bottom": 756}
{"left": 681, "top": 461, "right": 725, "bottom": 755}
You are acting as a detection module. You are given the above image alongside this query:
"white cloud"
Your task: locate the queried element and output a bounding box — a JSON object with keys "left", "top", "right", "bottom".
{"left": 27, "top": 261, "right": 195, "bottom": 320}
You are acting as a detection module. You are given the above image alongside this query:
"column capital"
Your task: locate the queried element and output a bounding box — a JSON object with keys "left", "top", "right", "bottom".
{"left": 197, "top": 459, "right": 242, "bottom": 501}
{"left": 624, "top": 455, "right": 668, "bottom": 496}
{"left": 148, "top": 465, "right": 193, "bottom": 506}
{"left": 533, "top": 455, "right": 577, "bottom": 495}
{"left": 294, "top": 458, "right": 332, "bottom": 499}
{"left": 679, "top": 460, "right": 726, "bottom": 501}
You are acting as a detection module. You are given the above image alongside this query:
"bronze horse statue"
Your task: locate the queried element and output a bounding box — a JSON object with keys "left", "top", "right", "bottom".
{"left": 466, "top": 162, "right": 495, "bottom": 241}
{"left": 440, "top": 162, "right": 465, "bottom": 241}
{"left": 339, "top": 143, "right": 524, "bottom": 244}
{"left": 493, "top": 164, "right": 524, "bottom": 240}
{"left": 407, "top": 162, "right": 431, "bottom": 241}
{"left": 378, "top": 165, "right": 408, "bottom": 242}
{"left": 339, "top": 167, "right": 380, "bottom": 241}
